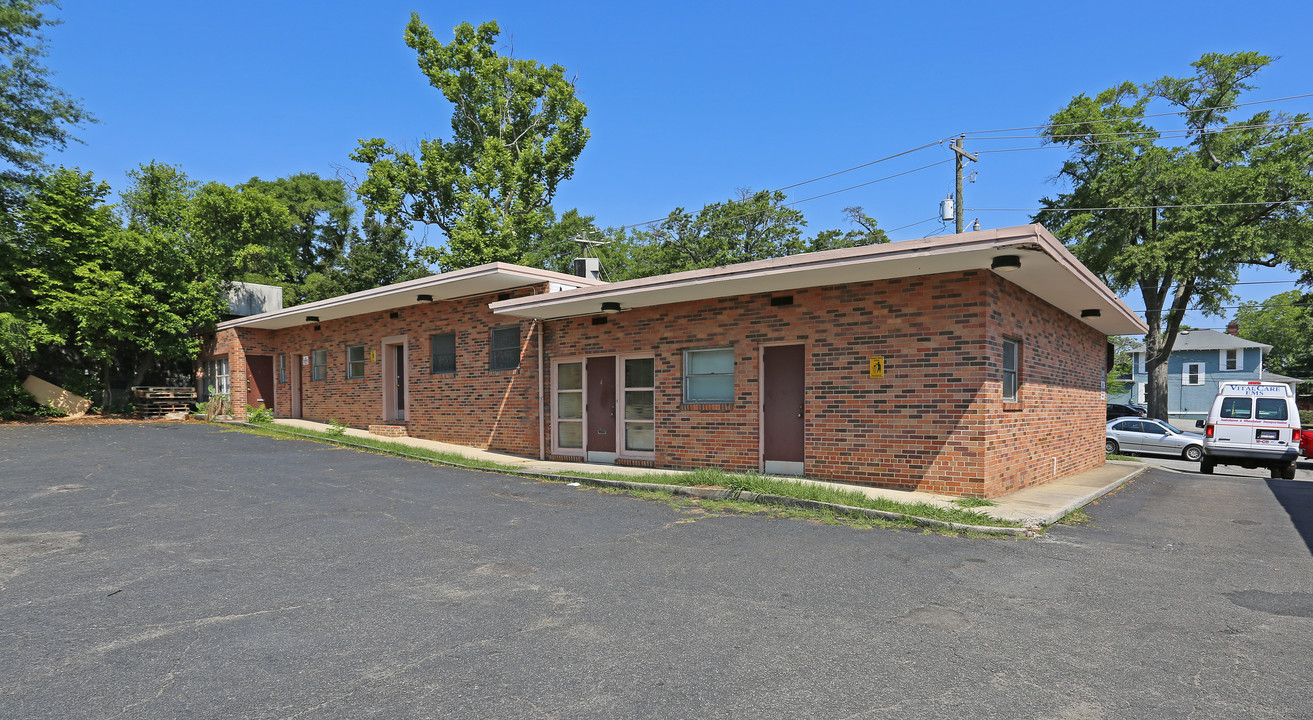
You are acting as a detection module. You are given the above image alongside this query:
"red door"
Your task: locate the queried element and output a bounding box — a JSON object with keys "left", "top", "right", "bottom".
{"left": 586, "top": 356, "right": 616, "bottom": 461}
{"left": 763, "top": 345, "right": 804, "bottom": 474}
{"left": 247, "top": 355, "right": 275, "bottom": 411}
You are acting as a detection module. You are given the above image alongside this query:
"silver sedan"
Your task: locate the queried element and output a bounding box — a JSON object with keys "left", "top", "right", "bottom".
{"left": 1106, "top": 418, "right": 1205, "bottom": 461}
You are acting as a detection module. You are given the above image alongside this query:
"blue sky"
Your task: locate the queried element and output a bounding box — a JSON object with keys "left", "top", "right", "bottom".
{"left": 47, "top": 1, "right": 1313, "bottom": 330}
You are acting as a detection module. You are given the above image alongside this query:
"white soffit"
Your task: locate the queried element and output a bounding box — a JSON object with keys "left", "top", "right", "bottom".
{"left": 218, "top": 263, "right": 600, "bottom": 331}
{"left": 490, "top": 225, "right": 1148, "bottom": 336}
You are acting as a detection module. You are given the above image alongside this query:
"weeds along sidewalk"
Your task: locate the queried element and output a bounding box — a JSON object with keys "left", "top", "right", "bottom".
{"left": 217, "top": 419, "right": 1032, "bottom": 536}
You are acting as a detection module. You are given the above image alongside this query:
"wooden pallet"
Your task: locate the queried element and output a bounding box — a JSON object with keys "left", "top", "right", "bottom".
{"left": 131, "top": 386, "right": 197, "bottom": 400}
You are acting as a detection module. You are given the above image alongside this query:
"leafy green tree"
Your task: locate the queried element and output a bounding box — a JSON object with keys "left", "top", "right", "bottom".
{"left": 806, "top": 206, "right": 889, "bottom": 252}
{"left": 352, "top": 17, "right": 590, "bottom": 271}
{"left": 1034, "top": 52, "right": 1313, "bottom": 421}
{"left": 241, "top": 173, "right": 353, "bottom": 277}
{"left": 632, "top": 189, "right": 808, "bottom": 275}
{"left": 299, "top": 218, "right": 431, "bottom": 303}
{"left": 0, "top": 0, "right": 93, "bottom": 197}
{"left": 1234, "top": 290, "right": 1313, "bottom": 379}
{"left": 189, "top": 181, "right": 296, "bottom": 284}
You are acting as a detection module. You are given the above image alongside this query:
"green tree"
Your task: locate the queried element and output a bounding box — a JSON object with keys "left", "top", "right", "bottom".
{"left": 0, "top": 0, "right": 93, "bottom": 195}
{"left": 633, "top": 189, "right": 808, "bottom": 276}
{"left": 189, "top": 181, "right": 296, "bottom": 284}
{"left": 1034, "top": 52, "right": 1313, "bottom": 421}
{"left": 806, "top": 206, "right": 890, "bottom": 252}
{"left": 1234, "top": 290, "right": 1313, "bottom": 379}
{"left": 352, "top": 17, "right": 590, "bottom": 271}
{"left": 299, "top": 218, "right": 431, "bottom": 303}
{"left": 241, "top": 173, "right": 354, "bottom": 278}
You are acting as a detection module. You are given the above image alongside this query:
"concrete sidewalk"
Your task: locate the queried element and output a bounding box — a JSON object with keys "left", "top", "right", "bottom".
{"left": 267, "top": 419, "right": 1145, "bottom": 528}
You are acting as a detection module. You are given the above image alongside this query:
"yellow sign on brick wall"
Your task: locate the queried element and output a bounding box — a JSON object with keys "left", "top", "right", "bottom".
{"left": 869, "top": 356, "right": 885, "bottom": 378}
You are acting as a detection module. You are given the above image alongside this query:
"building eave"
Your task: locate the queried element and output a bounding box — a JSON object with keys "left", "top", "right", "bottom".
{"left": 489, "top": 224, "right": 1147, "bottom": 336}
{"left": 215, "top": 263, "right": 603, "bottom": 332}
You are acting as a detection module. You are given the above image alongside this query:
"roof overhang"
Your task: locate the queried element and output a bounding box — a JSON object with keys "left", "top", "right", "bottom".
{"left": 490, "top": 224, "right": 1148, "bottom": 336}
{"left": 217, "top": 263, "right": 602, "bottom": 331}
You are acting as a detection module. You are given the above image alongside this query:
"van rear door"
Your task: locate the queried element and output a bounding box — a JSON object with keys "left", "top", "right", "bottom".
{"left": 1212, "top": 396, "right": 1254, "bottom": 451}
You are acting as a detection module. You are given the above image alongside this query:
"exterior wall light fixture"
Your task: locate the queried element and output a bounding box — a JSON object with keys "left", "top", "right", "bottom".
{"left": 991, "top": 255, "right": 1021, "bottom": 272}
{"left": 305, "top": 315, "right": 320, "bottom": 322}
{"left": 1080, "top": 309, "right": 1101, "bottom": 318}
{"left": 601, "top": 301, "right": 623, "bottom": 314}
{"left": 416, "top": 294, "right": 433, "bottom": 302}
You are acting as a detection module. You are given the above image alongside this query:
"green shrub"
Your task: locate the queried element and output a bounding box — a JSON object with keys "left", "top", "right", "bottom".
{"left": 246, "top": 404, "right": 274, "bottom": 424}
{"left": 325, "top": 418, "right": 347, "bottom": 436}
{"left": 1301, "top": 409, "right": 1313, "bottom": 427}
{"left": 33, "top": 405, "right": 68, "bottom": 418}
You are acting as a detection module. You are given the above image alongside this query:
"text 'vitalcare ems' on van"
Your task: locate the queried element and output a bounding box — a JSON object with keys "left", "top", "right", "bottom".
{"left": 1198, "top": 382, "right": 1301, "bottom": 480}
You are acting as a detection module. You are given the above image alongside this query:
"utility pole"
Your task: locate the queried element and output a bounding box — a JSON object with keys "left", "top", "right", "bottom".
{"left": 950, "top": 135, "right": 978, "bottom": 234}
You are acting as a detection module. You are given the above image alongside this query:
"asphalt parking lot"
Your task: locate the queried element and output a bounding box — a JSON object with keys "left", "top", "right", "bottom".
{"left": 3, "top": 422, "right": 1312, "bottom": 719}
{"left": 1131, "top": 451, "right": 1313, "bottom": 480}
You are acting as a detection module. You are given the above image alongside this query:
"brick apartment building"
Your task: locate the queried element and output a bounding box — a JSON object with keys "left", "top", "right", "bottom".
{"left": 200, "top": 225, "right": 1146, "bottom": 498}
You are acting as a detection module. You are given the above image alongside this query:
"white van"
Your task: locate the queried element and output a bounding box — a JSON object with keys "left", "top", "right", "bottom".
{"left": 1198, "top": 382, "right": 1302, "bottom": 479}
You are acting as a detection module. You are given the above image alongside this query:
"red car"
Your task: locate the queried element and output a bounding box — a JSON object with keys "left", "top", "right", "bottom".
{"left": 1303, "top": 426, "right": 1312, "bottom": 458}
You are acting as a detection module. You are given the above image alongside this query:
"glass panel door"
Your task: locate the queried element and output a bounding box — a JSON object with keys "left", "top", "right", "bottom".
{"left": 555, "top": 362, "right": 584, "bottom": 450}
{"left": 622, "top": 357, "right": 655, "bottom": 453}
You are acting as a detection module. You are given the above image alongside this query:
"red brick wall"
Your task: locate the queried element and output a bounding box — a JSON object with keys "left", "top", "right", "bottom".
{"left": 202, "top": 271, "right": 1108, "bottom": 498}
{"left": 983, "top": 274, "right": 1106, "bottom": 496}
{"left": 201, "top": 287, "right": 544, "bottom": 456}
{"left": 542, "top": 270, "right": 1104, "bottom": 497}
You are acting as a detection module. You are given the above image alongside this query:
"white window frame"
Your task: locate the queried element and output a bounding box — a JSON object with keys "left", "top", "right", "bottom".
{"left": 551, "top": 358, "right": 586, "bottom": 456}
{"left": 1136, "top": 382, "right": 1146, "bottom": 405}
{"left": 1002, "top": 338, "right": 1020, "bottom": 402}
{"left": 311, "top": 349, "right": 327, "bottom": 382}
{"left": 683, "top": 347, "right": 734, "bottom": 403}
{"left": 204, "top": 358, "right": 230, "bottom": 398}
{"left": 1135, "top": 352, "right": 1146, "bottom": 375}
{"left": 277, "top": 354, "right": 287, "bottom": 384}
{"left": 620, "top": 354, "right": 656, "bottom": 458}
{"left": 347, "top": 344, "right": 366, "bottom": 379}
{"left": 1219, "top": 348, "right": 1239, "bottom": 372}
{"left": 1182, "top": 362, "right": 1205, "bottom": 386}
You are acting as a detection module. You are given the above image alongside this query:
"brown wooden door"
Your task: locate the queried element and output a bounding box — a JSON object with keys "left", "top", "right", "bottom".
{"left": 247, "top": 355, "right": 275, "bottom": 411}
{"left": 586, "top": 356, "right": 616, "bottom": 456}
{"left": 763, "top": 345, "right": 804, "bottom": 472}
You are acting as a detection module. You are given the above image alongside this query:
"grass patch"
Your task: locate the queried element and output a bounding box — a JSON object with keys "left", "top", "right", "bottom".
{"left": 953, "top": 497, "right": 996, "bottom": 508}
{"left": 1107, "top": 453, "right": 1140, "bottom": 462}
{"left": 217, "top": 421, "right": 1023, "bottom": 531}
{"left": 1056, "top": 508, "right": 1093, "bottom": 525}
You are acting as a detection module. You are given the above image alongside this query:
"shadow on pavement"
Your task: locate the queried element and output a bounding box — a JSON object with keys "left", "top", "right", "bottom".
{"left": 1268, "top": 478, "right": 1313, "bottom": 556}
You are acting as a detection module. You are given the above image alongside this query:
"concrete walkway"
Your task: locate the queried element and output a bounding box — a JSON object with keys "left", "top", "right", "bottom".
{"left": 267, "top": 419, "right": 1145, "bottom": 528}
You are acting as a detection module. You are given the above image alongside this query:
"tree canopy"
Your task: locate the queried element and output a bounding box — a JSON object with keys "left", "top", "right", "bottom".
{"left": 1234, "top": 291, "right": 1313, "bottom": 379}
{"left": 1034, "top": 52, "right": 1313, "bottom": 419}
{"left": 0, "top": 1, "right": 92, "bottom": 194}
{"left": 352, "top": 16, "right": 590, "bottom": 272}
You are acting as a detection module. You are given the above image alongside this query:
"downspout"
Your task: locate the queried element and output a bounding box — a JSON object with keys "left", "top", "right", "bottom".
{"left": 537, "top": 316, "right": 545, "bottom": 460}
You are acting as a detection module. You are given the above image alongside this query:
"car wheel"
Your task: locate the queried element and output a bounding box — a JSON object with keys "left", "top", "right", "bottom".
{"left": 1105, "top": 439, "right": 1118, "bottom": 454}
{"left": 1183, "top": 445, "right": 1203, "bottom": 462}
{"left": 1270, "top": 467, "right": 1282, "bottom": 479}
{"left": 1200, "top": 458, "right": 1214, "bottom": 475}
{"left": 1282, "top": 464, "right": 1297, "bottom": 480}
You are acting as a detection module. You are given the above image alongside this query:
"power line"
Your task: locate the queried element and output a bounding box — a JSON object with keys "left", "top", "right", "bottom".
{"left": 774, "top": 140, "right": 944, "bottom": 192}
{"left": 959, "top": 92, "right": 1313, "bottom": 136}
{"left": 968, "top": 118, "right": 1312, "bottom": 142}
{"left": 970, "top": 199, "right": 1311, "bottom": 212}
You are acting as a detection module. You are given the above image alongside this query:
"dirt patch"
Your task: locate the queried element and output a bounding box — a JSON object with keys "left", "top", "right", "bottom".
{"left": 0, "top": 414, "right": 159, "bottom": 427}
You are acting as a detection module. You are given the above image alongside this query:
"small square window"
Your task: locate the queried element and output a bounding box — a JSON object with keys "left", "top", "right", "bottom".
{"left": 490, "top": 326, "right": 520, "bottom": 371}
{"left": 347, "top": 345, "right": 366, "bottom": 379}
{"left": 311, "top": 349, "right": 327, "bottom": 381}
{"left": 684, "top": 347, "right": 734, "bottom": 402}
{"left": 1182, "top": 362, "right": 1204, "bottom": 386}
{"left": 1221, "top": 348, "right": 1239, "bottom": 371}
{"left": 431, "top": 333, "right": 456, "bottom": 374}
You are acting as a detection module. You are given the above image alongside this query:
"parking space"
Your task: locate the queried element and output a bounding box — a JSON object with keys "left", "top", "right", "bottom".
{"left": 3, "top": 422, "right": 1312, "bottom": 719}
{"left": 1131, "top": 452, "right": 1313, "bottom": 481}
